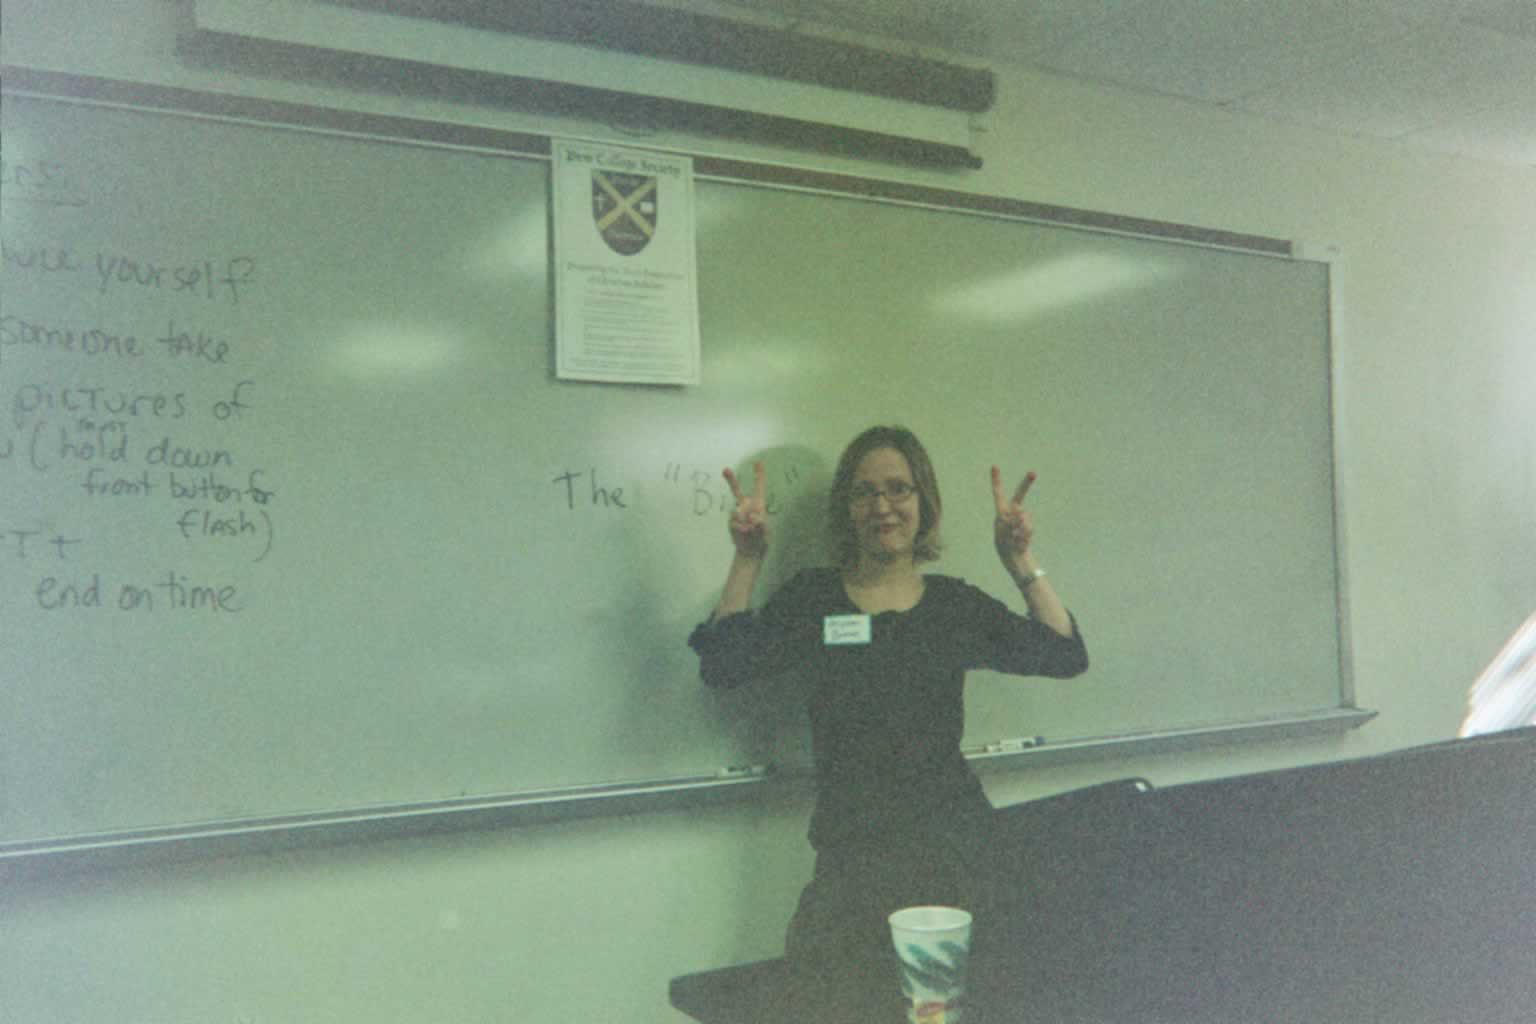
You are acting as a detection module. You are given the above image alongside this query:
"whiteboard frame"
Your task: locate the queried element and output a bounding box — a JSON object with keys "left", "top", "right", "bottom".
{"left": 0, "top": 65, "right": 1370, "bottom": 865}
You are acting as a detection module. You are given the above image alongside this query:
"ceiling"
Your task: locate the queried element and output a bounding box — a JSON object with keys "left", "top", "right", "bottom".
{"left": 728, "top": 0, "right": 1536, "bottom": 170}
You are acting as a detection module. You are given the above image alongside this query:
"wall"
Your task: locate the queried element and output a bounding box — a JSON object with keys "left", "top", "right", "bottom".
{"left": 3, "top": 3, "right": 1533, "bottom": 1022}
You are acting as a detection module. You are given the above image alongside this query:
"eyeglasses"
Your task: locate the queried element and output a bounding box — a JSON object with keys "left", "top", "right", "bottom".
{"left": 849, "top": 481, "right": 918, "bottom": 507}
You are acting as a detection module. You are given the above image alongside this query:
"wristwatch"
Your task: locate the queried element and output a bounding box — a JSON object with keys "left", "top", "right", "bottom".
{"left": 1016, "top": 567, "right": 1047, "bottom": 589}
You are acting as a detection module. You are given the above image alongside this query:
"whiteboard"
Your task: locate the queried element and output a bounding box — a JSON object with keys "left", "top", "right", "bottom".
{"left": 0, "top": 90, "right": 1346, "bottom": 846}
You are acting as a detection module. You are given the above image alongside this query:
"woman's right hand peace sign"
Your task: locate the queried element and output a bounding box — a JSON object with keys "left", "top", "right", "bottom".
{"left": 723, "top": 461, "right": 770, "bottom": 560}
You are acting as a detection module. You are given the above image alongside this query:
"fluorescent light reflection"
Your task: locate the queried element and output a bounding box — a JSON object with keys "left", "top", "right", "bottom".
{"left": 932, "top": 252, "right": 1178, "bottom": 324}
{"left": 323, "top": 323, "right": 466, "bottom": 378}
{"left": 477, "top": 205, "right": 548, "bottom": 280}
{"left": 705, "top": 335, "right": 827, "bottom": 389}
{"left": 604, "top": 417, "right": 779, "bottom": 471}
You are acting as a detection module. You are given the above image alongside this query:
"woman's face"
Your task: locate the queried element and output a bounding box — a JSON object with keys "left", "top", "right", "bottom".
{"left": 848, "top": 447, "right": 922, "bottom": 564}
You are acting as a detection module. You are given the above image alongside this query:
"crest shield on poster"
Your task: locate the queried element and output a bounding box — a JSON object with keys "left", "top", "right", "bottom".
{"left": 593, "top": 170, "right": 658, "bottom": 255}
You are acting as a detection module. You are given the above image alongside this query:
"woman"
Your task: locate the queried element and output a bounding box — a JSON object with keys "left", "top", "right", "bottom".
{"left": 689, "top": 426, "right": 1088, "bottom": 979}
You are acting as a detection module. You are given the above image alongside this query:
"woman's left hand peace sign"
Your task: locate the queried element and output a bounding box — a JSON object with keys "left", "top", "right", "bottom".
{"left": 991, "top": 467, "right": 1037, "bottom": 573}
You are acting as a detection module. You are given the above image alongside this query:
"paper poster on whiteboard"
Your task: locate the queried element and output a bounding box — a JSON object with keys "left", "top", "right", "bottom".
{"left": 552, "top": 139, "right": 701, "bottom": 385}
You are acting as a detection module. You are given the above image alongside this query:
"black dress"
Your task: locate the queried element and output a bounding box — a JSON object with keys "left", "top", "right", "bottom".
{"left": 689, "top": 567, "right": 1089, "bottom": 975}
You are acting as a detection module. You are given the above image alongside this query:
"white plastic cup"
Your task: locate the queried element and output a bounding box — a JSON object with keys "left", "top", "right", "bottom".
{"left": 888, "top": 906, "right": 973, "bottom": 1024}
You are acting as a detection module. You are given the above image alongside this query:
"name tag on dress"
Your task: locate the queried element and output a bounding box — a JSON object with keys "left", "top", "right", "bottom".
{"left": 824, "top": 614, "right": 872, "bottom": 646}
